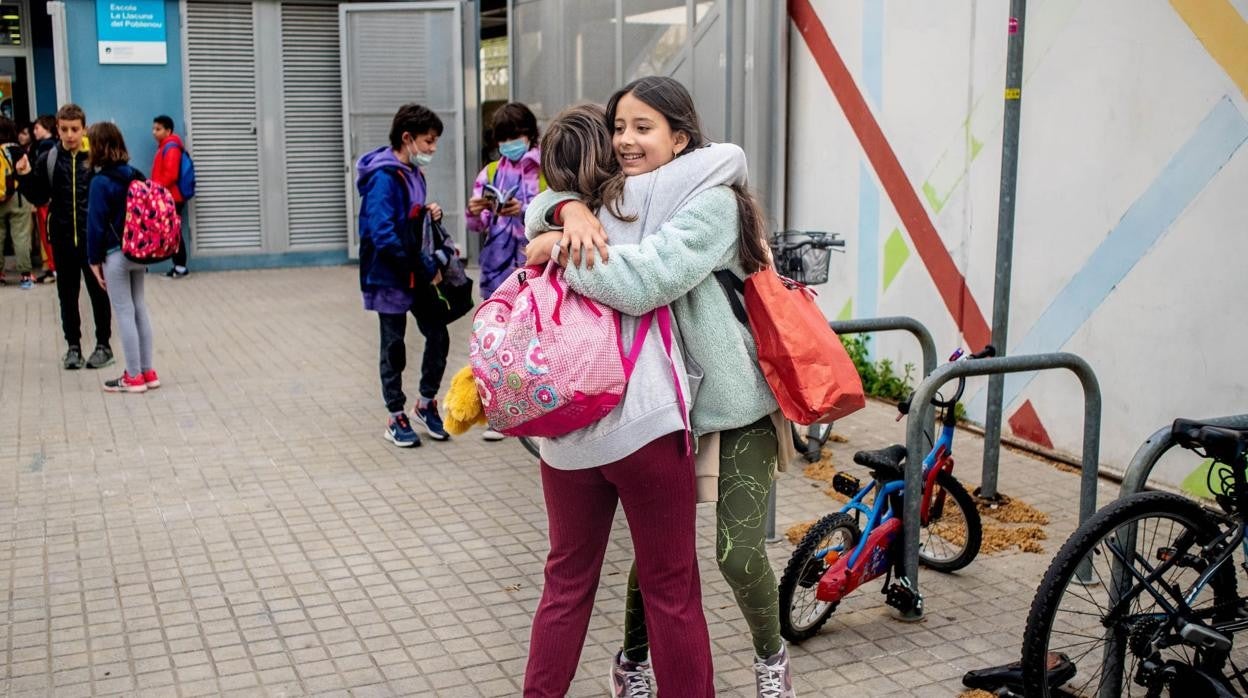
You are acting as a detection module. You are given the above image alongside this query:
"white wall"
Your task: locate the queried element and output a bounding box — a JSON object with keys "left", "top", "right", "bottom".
{"left": 787, "top": 0, "right": 1248, "bottom": 488}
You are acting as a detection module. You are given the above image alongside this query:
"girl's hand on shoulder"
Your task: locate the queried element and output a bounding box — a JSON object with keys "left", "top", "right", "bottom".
{"left": 525, "top": 231, "right": 565, "bottom": 267}
{"left": 559, "top": 201, "right": 609, "bottom": 268}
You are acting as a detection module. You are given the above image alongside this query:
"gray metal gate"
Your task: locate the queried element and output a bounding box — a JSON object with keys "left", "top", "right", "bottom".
{"left": 340, "top": 1, "right": 469, "bottom": 259}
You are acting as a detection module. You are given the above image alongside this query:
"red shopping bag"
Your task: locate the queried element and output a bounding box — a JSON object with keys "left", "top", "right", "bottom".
{"left": 716, "top": 268, "right": 866, "bottom": 424}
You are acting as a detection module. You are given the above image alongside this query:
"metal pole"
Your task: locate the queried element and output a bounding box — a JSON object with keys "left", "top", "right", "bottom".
{"left": 903, "top": 353, "right": 1100, "bottom": 614}
{"left": 981, "top": 0, "right": 1028, "bottom": 501}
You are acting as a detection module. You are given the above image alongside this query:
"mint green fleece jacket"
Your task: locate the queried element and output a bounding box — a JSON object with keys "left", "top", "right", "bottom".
{"left": 526, "top": 186, "right": 778, "bottom": 438}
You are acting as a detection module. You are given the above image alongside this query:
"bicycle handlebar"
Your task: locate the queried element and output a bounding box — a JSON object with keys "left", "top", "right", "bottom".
{"left": 896, "top": 345, "right": 997, "bottom": 418}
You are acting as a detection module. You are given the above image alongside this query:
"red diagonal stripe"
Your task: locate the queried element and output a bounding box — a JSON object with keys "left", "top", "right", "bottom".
{"left": 789, "top": 0, "right": 992, "bottom": 350}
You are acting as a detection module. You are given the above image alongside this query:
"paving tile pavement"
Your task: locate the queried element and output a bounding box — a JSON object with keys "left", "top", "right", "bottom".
{"left": 0, "top": 266, "right": 1125, "bottom": 696}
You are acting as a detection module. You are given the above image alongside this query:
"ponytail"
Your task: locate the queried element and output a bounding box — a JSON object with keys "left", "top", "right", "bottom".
{"left": 733, "top": 184, "right": 770, "bottom": 274}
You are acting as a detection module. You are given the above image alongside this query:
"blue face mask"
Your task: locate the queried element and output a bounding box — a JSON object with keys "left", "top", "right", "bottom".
{"left": 498, "top": 138, "right": 529, "bottom": 163}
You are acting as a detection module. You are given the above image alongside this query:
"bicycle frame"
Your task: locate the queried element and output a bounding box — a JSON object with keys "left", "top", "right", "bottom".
{"left": 812, "top": 420, "right": 959, "bottom": 603}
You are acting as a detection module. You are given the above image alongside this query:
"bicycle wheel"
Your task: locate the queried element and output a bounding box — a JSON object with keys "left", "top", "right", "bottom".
{"left": 778, "top": 512, "right": 860, "bottom": 643}
{"left": 1021, "top": 492, "right": 1240, "bottom": 697}
{"left": 792, "top": 423, "right": 833, "bottom": 463}
{"left": 519, "top": 437, "right": 541, "bottom": 460}
{"left": 917, "top": 471, "right": 982, "bottom": 572}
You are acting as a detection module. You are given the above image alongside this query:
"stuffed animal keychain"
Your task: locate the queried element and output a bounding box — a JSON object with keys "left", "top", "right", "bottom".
{"left": 444, "top": 365, "right": 489, "bottom": 435}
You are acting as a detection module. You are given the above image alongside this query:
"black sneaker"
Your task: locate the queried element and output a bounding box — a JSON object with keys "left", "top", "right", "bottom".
{"left": 165, "top": 266, "right": 189, "bottom": 278}
{"left": 414, "top": 400, "right": 450, "bottom": 441}
{"left": 64, "top": 346, "right": 85, "bottom": 370}
{"left": 86, "top": 345, "right": 114, "bottom": 369}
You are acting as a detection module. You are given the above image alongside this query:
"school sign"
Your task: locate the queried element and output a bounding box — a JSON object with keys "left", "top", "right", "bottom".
{"left": 96, "top": 0, "right": 167, "bottom": 65}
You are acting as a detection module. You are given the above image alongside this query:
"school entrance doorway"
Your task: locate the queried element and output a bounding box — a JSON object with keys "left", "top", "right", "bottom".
{"left": 340, "top": 1, "right": 474, "bottom": 260}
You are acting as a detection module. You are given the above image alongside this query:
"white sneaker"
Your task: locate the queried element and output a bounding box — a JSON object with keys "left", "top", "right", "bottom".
{"left": 482, "top": 429, "right": 506, "bottom": 442}
{"left": 610, "top": 650, "right": 654, "bottom": 698}
{"left": 754, "top": 643, "right": 796, "bottom": 698}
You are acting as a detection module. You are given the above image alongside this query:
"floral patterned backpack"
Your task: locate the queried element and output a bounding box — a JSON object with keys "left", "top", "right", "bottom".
{"left": 469, "top": 261, "right": 680, "bottom": 438}
{"left": 108, "top": 170, "right": 182, "bottom": 265}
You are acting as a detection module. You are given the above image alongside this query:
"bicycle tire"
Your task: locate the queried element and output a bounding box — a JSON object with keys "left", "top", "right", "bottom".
{"left": 778, "top": 512, "right": 860, "bottom": 643}
{"left": 1021, "top": 491, "right": 1239, "bottom": 697}
{"left": 917, "top": 471, "right": 982, "bottom": 572}
{"left": 519, "top": 437, "right": 540, "bottom": 460}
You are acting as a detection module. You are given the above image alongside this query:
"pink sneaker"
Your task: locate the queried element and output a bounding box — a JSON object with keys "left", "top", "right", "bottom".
{"left": 142, "top": 370, "right": 161, "bottom": 388}
{"left": 103, "top": 372, "right": 148, "bottom": 394}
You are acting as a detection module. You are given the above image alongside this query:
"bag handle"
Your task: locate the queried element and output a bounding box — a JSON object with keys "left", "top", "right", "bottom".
{"left": 714, "top": 269, "right": 749, "bottom": 326}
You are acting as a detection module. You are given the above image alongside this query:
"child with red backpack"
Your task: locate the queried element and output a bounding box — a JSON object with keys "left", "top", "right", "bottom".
{"left": 151, "top": 114, "right": 192, "bottom": 278}
{"left": 86, "top": 122, "right": 162, "bottom": 394}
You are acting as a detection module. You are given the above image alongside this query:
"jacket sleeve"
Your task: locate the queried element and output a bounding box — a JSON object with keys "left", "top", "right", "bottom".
{"left": 523, "top": 189, "right": 582, "bottom": 240}
{"left": 563, "top": 186, "right": 738, "bottom": 316}
{"left": 86, "top": 177, "right": 114, "bottom": 265}
{"left": 362, "top": 174, "right": 437, "bottom": 284}
{"left": 464, "top": 166, "right": 490, "bottom": 233}
{"left": 17, "top": 150, "right": 50, "bottom": 207}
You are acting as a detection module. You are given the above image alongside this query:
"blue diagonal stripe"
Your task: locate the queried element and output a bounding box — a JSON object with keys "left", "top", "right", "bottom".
{"left": 968, "top": 96, "right": 1248, "bottom": 418}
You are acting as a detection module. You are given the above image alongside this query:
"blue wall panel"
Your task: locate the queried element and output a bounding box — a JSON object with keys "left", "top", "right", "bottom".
{"left": 66, "top": 0, "right": 182, "bottom": 173}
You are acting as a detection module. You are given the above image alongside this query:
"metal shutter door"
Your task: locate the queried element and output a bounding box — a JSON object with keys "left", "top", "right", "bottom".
{"left": 186, "top": 1, "right": 262, "bottom": 251}
{"left": 281, "top": 2, "right": 346, "bottom": 248}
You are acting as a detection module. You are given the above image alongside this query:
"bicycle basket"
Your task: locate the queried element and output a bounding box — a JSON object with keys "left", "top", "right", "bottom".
{"left": 769, "top": 230, "right": 834, "bottom": 286}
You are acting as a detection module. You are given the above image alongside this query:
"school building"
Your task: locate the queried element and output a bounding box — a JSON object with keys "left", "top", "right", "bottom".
{"left": 29, "top": 0, "right": 1248, "bottom": 487}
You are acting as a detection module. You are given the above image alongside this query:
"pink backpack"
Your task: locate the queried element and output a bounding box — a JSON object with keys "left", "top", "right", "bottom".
{"left": 119, "top": 177, "right": 182, "bottom": 264}
{"left": 470, "top": 262, "right": 682, "bottom": 439}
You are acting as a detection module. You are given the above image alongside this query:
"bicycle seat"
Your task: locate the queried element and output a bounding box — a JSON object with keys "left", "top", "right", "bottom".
{"left": 853, "top": 444, "right": 908, "bottom": 481}
{"left": 1173, "top": 419, "right": 1248, "bottom": 464}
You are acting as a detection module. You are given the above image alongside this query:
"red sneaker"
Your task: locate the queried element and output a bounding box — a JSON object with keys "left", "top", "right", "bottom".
{"left": 142, "top": 370, "right": 161, "bottom": 388}
{"left": 103, "top": 372, "right": 148, "bottom": 393}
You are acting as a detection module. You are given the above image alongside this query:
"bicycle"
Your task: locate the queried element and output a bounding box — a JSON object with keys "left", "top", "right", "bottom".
{"left": 1020, "top": 420, "right": 1248, "bottom": 696}
{"left": 778, "top": 345, "right": 995, "bottom": 642}
{"left": 517, "top": 230, "right": 846, "bottom": 463}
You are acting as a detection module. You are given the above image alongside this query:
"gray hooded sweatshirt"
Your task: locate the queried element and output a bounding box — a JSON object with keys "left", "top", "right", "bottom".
{"left": 530, "top": 143, "right": 748, "bottom": 470}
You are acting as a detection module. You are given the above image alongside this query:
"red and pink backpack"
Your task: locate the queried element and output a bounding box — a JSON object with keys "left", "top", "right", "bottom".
{"left": 116, "top": 175, "right": 182, "bottom": 264}
{"left": 469, "top": 261, "right": 684, "bottom": 439}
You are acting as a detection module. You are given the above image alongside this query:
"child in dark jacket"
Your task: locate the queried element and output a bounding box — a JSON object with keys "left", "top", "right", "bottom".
{"left": 357, "top": 103, "right": 452, "bottom": 447}
{"left": 17, "top": 104, "right": 113, "bottom": 370}
{"left": 84, "top": 122, "right": 160, "bottom": 394}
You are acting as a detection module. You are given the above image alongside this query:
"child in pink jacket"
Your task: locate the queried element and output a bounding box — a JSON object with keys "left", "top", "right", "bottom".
{"left": 467, "top": 103, "right": 543, "bottom": 300}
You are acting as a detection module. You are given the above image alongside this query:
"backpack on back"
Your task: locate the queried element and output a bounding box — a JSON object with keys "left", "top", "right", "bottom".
{"left": 112, "top": 172, "right": 182, "bottom": 264}
{"left": 716, "top": 268, "right": 866, "bottom": 425}
{"left": 159, "top": 141, "right": 197, "bottom": 200}
{"left": 469, "top": 262, "right": 679, "bottom": 438}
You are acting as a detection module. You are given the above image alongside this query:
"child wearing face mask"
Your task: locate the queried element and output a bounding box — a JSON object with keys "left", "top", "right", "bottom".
{"left": 356, "top": 103, "right": 453, "bottom": 447}
{"left": 466, "top": 102, "right": 545, "bottom": 442}
{"left": 467, "top": 103, "right": 544, "bottom": 301}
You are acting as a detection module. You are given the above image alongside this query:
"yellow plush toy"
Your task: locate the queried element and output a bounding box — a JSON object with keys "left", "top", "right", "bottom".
{"left": 443, "top": 365, "right": 488, "bottom": 435}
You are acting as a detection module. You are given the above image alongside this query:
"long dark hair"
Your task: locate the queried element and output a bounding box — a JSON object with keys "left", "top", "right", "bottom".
{"left": 605, "top": 76, "right": 770, "bottom": 274}
{"left": 540, "top": 103, "right": 632, "bottom": 221}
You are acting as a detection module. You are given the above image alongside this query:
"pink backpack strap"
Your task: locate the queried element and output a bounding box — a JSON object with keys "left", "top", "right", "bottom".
{"left": 620, "top": 311, "right": 655, "bottom": 379}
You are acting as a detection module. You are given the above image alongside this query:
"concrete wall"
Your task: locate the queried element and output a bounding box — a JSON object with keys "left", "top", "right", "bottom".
{"left": 786, "top": 0, "right": 1248, "bottom": 489}
{"left": 65, "top": 0, "right": 183, "bottom": 172}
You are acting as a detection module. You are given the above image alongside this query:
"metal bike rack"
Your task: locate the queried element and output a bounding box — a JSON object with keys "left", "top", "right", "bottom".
{"left": 765, "top": 316, "right": 938, "bottom": 542}
{"left": 1118, "top": 414, "right": 1248, "bottom": 498}
{"left": 900, "top": 352, "right": 1101, "bottom": 616}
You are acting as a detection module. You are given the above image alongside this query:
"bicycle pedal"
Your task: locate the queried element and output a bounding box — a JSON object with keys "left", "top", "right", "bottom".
{"left": 832, "top": 472, "right": 861, "bottom": 498}
{"left": 885, "top": 582, "right": 922, "bottom": 614}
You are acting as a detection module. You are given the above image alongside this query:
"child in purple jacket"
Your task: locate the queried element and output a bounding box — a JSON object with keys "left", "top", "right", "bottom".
{"left": 467, "top": 103, "right": 544, "bottom": 300}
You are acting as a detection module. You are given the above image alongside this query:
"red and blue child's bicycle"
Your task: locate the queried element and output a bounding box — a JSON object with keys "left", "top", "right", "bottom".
{"left": 779, "top": 346, "right": 995, "bottom": 642}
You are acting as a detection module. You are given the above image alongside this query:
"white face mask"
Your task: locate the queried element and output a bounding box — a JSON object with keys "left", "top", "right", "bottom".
{"left": 409, "top": 143, "right": 433, "bottom": 168}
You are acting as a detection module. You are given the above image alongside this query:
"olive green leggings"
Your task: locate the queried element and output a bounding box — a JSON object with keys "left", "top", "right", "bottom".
{"left": 623, "top": 416, "right": 781, "bottom": 660}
